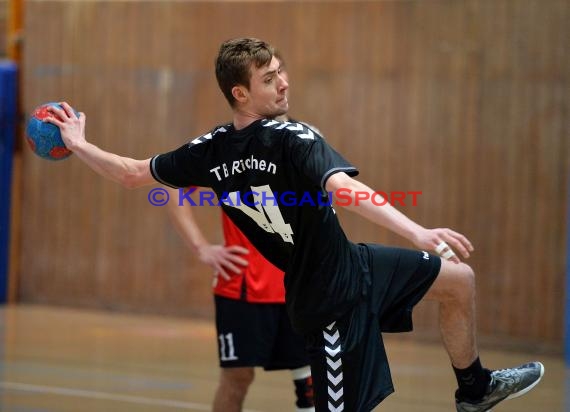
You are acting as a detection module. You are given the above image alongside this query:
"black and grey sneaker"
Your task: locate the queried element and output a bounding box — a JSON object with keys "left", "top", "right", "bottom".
{"left": 455, "top": 362, "right": 544, "bottom": 412}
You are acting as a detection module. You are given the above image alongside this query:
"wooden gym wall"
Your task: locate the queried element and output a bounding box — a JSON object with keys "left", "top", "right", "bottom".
{"left": 0, "top": 0, "right": 6, "bottom": 56}
{"left": 19, "top": 0, "right": 569, "bottom": 353}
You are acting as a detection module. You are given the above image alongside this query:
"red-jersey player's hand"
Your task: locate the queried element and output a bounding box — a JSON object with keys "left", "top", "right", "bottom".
{"left": 197, "top": 244, "right": 249, "bottom": 280}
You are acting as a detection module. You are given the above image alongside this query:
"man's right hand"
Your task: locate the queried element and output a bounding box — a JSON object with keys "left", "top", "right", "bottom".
{"left": 46, "top": 102, "right": 86, "bottom": 151}
{"left": 197, "top": 244, "right": 249, "bottom": 281}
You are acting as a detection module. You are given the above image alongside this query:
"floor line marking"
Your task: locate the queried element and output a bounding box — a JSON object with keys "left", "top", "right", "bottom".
{"left": 0, "top": 381, "right": 263, "bottom": 412}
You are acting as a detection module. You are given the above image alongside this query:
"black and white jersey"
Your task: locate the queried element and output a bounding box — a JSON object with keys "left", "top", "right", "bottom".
{"left": 151, "top": 119, "right": 363, "bottom": 333}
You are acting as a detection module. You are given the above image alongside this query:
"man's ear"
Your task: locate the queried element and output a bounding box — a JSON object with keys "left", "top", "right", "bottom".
{"left": 231, "top": 85, "right": 248, "bottom": 104}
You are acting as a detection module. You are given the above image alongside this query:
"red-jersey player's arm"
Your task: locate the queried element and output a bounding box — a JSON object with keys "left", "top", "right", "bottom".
{"left": 165, "top": 187, "right": 248, "bottom": 280}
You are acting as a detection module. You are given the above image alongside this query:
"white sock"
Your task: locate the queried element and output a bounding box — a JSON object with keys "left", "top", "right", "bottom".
{"left": 291, "top": 365, "right": 311, "bottom": 380}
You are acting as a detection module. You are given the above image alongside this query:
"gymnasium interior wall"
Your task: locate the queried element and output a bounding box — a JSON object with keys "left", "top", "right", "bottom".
{"left": 0, "top": 0, "right": 6, "bottom": 56}
{"left": 17, "top": 0, "right": 570, "bottom": 353}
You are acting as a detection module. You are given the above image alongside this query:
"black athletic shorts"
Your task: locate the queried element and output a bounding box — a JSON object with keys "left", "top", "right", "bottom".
{"left": 214, "top": 295, "right": 310, "bottom": 370}
{"left": 305, "top": 244, "right": 441, "bottom": 412}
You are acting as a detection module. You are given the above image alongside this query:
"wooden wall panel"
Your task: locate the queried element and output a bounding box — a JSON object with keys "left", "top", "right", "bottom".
{"left": 0, "top": 0, "right": 5, "bottom": 57}
{"left": 18, "top": 0, "right": 569, "bottom": 352}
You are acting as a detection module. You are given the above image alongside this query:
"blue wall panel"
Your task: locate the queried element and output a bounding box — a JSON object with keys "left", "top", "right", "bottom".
{"left": 0, "top": 61, "right": 17, "bottom": 303}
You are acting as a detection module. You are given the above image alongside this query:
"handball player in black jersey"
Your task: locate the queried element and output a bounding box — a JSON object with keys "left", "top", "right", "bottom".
{"left": 47, "top": 37, "right": 543, "bottom": 412}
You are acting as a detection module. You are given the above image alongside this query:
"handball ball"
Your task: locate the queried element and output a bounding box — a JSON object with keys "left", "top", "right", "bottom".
{"left": 26, "top": 102, "right": 77, "bottom": 161}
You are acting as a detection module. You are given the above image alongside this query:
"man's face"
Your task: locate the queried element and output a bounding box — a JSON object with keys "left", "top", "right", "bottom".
{"left": 277, "top": 59, "right": 290, "bottom": 97}
{"left": 245, "top": 56, "right": 289, "bottom": 118}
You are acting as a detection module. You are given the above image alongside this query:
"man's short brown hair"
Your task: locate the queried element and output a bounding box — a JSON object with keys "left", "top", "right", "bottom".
{"left": 215, "top": 38, "right": 275, "bottom": 107}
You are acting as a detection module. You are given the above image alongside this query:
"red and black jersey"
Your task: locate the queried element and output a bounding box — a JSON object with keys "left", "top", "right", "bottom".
{"left": 151, "top": 119, "right": 361, "bottom": 334}
{"left": 215, "top": 212, "right": 286, "bottom": 303}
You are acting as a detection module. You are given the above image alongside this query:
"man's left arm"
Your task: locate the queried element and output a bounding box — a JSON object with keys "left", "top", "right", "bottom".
{"left": 325, "top": 172, "right": 473, "bottom": 262}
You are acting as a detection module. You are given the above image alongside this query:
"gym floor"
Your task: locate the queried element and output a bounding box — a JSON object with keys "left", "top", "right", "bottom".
{"left": 0, "top": 305, "right": 564, "bottom": 412}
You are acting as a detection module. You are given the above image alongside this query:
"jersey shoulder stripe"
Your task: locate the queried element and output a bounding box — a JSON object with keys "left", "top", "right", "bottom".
{"left": 261, "top": 119, "right": 315, "bottom": 140}
{"left": 188, "top": 124, "right": 231, "bottom": 147}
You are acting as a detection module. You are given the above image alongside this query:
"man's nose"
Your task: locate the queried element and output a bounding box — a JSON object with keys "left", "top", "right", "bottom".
{"left": 279, "top": 74, "right": 289, "bottom": 91}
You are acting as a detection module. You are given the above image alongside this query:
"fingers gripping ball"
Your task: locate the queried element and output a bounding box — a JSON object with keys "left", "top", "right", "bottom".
{"left": 26, "top": 102, "right": 77, "bottom": 161}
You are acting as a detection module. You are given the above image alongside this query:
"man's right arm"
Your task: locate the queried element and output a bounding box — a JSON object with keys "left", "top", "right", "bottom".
{"left": 46, "top": 102, "right": 155, "bottom": 189}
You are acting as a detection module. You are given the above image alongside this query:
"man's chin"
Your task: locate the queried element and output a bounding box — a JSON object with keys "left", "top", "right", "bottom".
{"left": 278, "top": 102, "right": 289, "bottom": 114}
{"left": 266, "top": 107, "right": 288, "bottom": 119}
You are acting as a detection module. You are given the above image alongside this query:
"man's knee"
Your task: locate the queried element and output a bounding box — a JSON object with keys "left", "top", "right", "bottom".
{"left": 433, "top": 261, "right": 476, "bottom": 303}
{"left": 458, "top": 262, "right": 475, "bottom": 287}
{"left": 450, "top": 262, "right": 476, "bottom": 301}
